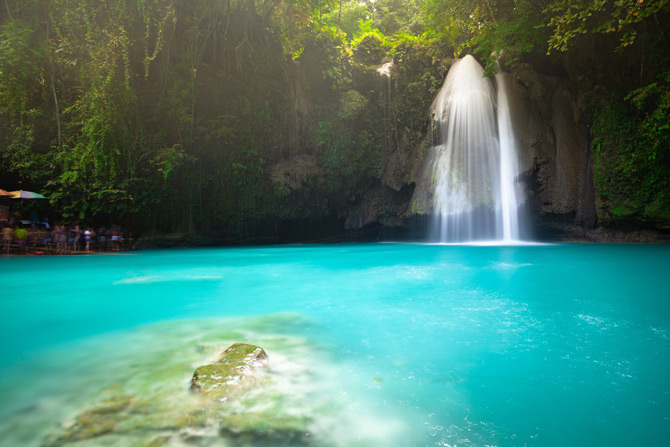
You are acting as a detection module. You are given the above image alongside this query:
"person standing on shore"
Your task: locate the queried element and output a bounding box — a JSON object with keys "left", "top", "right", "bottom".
{"left": 69, "top": 225, "right": 81, "bottom": 251}
{"left": 84, "top": 228, "right": 92, "bottom": 252}
{"left": 111, "top": 230, "right": 120, "bottom": 251}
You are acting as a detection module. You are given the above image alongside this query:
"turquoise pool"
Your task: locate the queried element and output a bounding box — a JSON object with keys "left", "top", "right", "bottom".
{"left": 1, "top": 243, "right": 668, "bottom": 446}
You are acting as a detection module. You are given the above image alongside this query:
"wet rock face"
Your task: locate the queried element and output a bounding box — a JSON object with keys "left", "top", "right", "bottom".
{"left": 507, "top": 62, "right": 597, "bottom": 229}
{"left": 344, "top": 184, "right": 414, "bottom": 230}
{"left": 269, "top": 155, "right": 322, "bottom": 195}
{"left": 191, "top": 343, "right": 269, "bottom": 400}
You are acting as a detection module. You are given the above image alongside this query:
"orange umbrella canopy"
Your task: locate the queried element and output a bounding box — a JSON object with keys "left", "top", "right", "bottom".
{"left": 0, "top": 189, "right": 14, "bottom": 197}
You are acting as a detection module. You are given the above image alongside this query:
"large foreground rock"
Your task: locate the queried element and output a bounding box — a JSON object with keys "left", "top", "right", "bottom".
{"left": 191, "top": 343, "right": 269, "bottom": 401}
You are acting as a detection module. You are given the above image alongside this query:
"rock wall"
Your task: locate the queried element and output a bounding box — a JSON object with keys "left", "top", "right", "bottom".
{"left": 286, "top": 60, "right": 310, "bottom": 159}
{"left": 507, "top": 62, "right": 597, "bottom": 230}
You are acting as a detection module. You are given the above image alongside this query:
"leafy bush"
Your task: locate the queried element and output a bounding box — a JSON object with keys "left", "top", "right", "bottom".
{"left": 591, "top": 74, "right": 670, "bottom": 227}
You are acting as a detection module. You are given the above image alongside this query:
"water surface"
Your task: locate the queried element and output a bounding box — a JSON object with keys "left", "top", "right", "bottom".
{"left": 1, "top": 243, "right": 668, "bottom": 446}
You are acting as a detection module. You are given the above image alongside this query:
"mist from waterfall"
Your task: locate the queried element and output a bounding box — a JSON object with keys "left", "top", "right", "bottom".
{"left": 428, "top": 55, "right": 523, "bottom": 243}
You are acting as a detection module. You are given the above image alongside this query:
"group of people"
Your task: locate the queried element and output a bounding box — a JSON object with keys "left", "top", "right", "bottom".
{"left": 1, "top": 221, "right": 132, "bottom": 255}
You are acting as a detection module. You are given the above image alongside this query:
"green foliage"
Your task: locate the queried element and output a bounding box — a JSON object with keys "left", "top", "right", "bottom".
{"left": 626, "top": 73, "right": 670, "bottom": 165}
{"left": 299, "top": 23, "right": 352, "bottom": 95}
{"left": 326, "top": 1, "right": 425, "bottom": 38}
{"left": 0, "top": 125, "right": 37, "bottom": 180}
{"left": 325, "top": 1, "right": 369, "bottom": 37}
{"left": 373, "top": 0, "right": 425, "bottom": 35}
{"left": 296, "top": 21, "right": 384, "bottom": 214}
{"left": 311, "top": 117, "right": 385, "bottom": 202}
{"left": 0, "top": 20, "right": 43, "bottom": 123}
{"left": 591, "top": 74, "right": 670, "bottom": 226}
{"left": 351, "top": 19, "right": 391, "bottom": 65}
{"left": 473, "top": 1, "right": 548, "bottom": 75}
{"left": 152, "top": 145, "right": 190, "bottom": 182}
{"left": 339, "top": 89, "right": 369, "bottom": 120}
{"left": 423, "top": 0, "right": 484, "bottom": 55}
{"left": 389, "top": 33, "right": 446, "bottom": 145}
{"left": 268, "top": 0, "right": 339, "bottom": 59}
{"left": 1, "top": 0, "right": 668, "bottom": 237}
{"left": 544, "top": 0, "right": 670, "bottom": 53}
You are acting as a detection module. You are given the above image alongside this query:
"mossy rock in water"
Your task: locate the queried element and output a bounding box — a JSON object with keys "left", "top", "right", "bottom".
{"left": 146, "top": 435, "right": 171, "bottom": 447}
{"left": 42, "top": 394, "right": 133, "bottom": 446}
{"left": 190, "top": 343, "right": 268, "bottom": 400}
{"left": 220, "top": 412, "right": 312, "bottom": 445}
{"left": 88, "top": 394, "right": 134, "bottom": 414}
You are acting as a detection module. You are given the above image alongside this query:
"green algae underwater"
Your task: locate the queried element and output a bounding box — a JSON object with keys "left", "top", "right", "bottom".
{"left": 0, "top": 243, "right": 669, "bottom": 446}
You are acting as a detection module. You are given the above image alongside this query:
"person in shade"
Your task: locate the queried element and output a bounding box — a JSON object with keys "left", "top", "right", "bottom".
{"left": 84, "top": 228, "right": 92, "bottom": 252}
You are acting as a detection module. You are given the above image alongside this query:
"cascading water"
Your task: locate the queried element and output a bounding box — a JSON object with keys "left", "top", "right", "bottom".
{"left": 426, "top": 55, "right": 523, "bottom": 242}
{"left": 496, "top": 66, "right": 522, "bottom": 241}
{"left": 377, "top": 61, "right": 394, "bottom": 149}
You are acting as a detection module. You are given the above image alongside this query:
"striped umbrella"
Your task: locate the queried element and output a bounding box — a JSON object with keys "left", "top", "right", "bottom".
{"left": 10, "top": 190, "right": 46, "bottom": 199}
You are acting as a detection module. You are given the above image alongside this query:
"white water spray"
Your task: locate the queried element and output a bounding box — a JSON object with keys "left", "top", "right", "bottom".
{"left": 378, "top": 61, "right": 394, "bottom": 148}
{"left": 427, "top": 55, "right": 523, "bottom": 242}
{"left": 496, "top": 67, "right": 522, "bottom": 241}
{"left": 377, "top": 61, "right": 393, "bottom": 79}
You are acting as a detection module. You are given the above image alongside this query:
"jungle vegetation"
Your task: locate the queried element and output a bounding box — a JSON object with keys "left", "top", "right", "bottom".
{"left": 1, "top": 0, "right": 668, "bottom": 240}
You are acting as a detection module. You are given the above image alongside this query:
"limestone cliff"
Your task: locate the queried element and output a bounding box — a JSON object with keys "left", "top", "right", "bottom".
{"left": 506, "top": 62, "right": 597, "bottom": 231}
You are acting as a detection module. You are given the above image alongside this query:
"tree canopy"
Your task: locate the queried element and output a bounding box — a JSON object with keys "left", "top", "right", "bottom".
{"left": 1, "top": 0, "right": 669, "bottom": 239}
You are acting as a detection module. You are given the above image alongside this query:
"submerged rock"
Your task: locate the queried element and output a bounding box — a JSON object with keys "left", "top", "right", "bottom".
{"left": 189, "top": 344, "right": 314, "bottom": 444}
{"left": 220, "top": 411, "right": 312, "bottom": 445}
{"left": 191, "top": 343, "right": 269, "bottom": 400}
{"left": 42, "top": 393, "right": 133, "bottom": 446}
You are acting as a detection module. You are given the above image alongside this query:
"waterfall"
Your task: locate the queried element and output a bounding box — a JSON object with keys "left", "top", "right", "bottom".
{"left": 377, "top": 61, "right": 393, "bottom": 80}
{"left": 377, "top": 61, "right": 393, "bottom": 109}
{"left": 377, "top": 60, "right": 394, "bottom": 151}
{"left": 427, "top": 55, "right": 523, "bottom": 243}
{"left": 496, "top": 68, "right": 521, "bottom": 241}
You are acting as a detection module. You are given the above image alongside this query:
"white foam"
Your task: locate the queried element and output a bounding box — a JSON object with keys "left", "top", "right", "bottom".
{"left": 114, "top": 273, "right": 223, "bottom": 284}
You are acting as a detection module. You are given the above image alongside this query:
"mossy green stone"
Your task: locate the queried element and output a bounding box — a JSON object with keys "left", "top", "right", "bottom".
{"left": 72, "top": 411, "right": 117, "bottom": 439}
{"left": 42, "top": 411, "right": 117, "bottom": 446}
{"left": 190, "top": 343, "right": 268, "bottom": 400}
{"left": 147, "top": 435, "right": 171, "bottom": 447}
{"left": 89, "top": 394, "right": 133, "bottom": 414}
{"left": 41, "top": 392, "right": 134, "bottom": 446}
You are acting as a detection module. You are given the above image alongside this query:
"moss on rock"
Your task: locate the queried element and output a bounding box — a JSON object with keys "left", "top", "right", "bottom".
{"left": 190, "top": 343, "right": 269, "bottom": 400}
